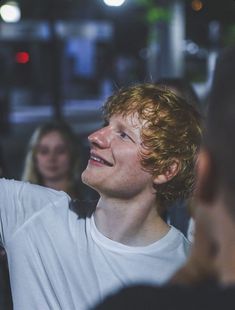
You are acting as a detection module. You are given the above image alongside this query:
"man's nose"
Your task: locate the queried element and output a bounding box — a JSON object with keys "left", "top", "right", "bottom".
{"left": 88, "top": 126, "right": 112, "bottom": 149}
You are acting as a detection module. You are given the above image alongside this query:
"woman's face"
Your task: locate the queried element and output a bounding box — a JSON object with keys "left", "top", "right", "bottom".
{"left": 35, "top": 130, "right": 71, "bottom": 183}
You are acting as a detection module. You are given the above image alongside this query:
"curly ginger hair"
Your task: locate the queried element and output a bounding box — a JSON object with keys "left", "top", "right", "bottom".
{"left": 102, "top": 83, "right": 202, "bottom": 208}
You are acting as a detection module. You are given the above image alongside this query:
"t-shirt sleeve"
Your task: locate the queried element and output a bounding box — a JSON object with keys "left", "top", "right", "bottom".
{"left": 0, "top": 178, "right": 70, "bottom": 247}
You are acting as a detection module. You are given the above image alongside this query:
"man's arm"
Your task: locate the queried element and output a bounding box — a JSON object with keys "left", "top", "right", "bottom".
{"left": 0, "top": 178, "right": 69, "bottom": 247}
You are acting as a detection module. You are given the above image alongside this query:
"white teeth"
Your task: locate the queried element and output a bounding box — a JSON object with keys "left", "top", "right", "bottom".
{"left": 91, "top": 155, "right": 104, "bottom": 163}
{"left": 90, "top": 155, "right": 112, "bottom": 166}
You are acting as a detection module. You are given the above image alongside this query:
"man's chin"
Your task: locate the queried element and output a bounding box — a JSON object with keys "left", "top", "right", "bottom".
{"left": 81, "top": 170, "right": 88, "bottom": 185}
{"left": 81, "top": 171, "right": 95, "bottom": 188}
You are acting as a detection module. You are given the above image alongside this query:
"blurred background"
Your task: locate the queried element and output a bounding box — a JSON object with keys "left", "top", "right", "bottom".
{"left": 0, "top": 0, "right": 234, "bottom": 179}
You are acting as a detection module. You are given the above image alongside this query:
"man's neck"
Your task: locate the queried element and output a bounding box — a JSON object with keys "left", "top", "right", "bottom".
{"left": 93, "top": 195, "right": 170, "bottom": 247}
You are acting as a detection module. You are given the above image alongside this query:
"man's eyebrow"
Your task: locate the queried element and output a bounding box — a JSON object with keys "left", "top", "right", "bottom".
{"left": 106, "top": 117, "right": 140, "bottom": 138}
{"left": 118, "top": 121, "right": 141, "bottom": 141}
{"left": 116, "top": 120, "right": 133, "bottom": 131}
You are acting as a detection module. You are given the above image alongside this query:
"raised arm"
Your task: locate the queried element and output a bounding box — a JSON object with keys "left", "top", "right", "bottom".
{"left": 0, "top": 178, "right": 69, "bottom": 248}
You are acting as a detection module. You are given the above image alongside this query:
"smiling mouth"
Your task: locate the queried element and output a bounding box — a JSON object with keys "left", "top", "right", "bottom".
{"left": 90, "top": 154, "right": 113, "bottom": 167}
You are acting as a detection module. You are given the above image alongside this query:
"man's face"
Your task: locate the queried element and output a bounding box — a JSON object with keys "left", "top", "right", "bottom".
{"left": 82, "top": 114, "right": 156, "bottom": 199}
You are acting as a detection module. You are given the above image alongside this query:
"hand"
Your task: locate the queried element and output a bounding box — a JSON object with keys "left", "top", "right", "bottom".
{"left": 170, "top": 206, "right": 218, "bottom": 285}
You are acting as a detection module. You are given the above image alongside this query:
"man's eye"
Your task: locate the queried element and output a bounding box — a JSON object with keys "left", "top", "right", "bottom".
{"left": 119, "top": 132, "right": 131, "bottom": 140}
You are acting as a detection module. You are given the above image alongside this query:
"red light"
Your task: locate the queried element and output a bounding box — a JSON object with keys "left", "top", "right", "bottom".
{"left": 15, "top": 51, "right": 30, "bottom": 64}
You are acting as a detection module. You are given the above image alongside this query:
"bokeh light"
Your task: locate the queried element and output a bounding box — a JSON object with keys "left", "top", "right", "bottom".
{"left": 0, "top": 2, "right": 21, "bottom": 23}
{"left": 103, "top": 0, "right": 126, "bottom": 7}
{"left": 191, "top": 0, "right": 203, "bottom": 12}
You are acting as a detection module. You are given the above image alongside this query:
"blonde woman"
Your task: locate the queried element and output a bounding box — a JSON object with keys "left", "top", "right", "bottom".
{"left": 22, "top": 121, "right": 82, "bottom": 199}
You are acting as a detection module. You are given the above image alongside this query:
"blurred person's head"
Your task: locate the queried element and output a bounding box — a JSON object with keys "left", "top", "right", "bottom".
{"left": 82, "top": 84, "right": 202, "bottom": 212}
{"left": 198, "top": 46, "right": 235, "bottom": 213}
{"left": 22, "top": 121, "right": 81, "bottom": 198}
{"left": 194, "top": 46, "right": 235, "bottom": 284}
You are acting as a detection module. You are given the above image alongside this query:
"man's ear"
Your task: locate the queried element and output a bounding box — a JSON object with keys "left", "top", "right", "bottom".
{"left": 196, "top": 149, "right": 217, "bottom": 203}
{"left": 153, "top": 159, "right": 180, "bottom": 185}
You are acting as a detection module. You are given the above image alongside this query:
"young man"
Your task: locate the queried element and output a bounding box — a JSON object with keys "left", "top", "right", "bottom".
{"left": 92, "top": 47, "right": 235, "bottom": 310}
{"left": 0, "top": 84, "right": 201, "bottom": 310}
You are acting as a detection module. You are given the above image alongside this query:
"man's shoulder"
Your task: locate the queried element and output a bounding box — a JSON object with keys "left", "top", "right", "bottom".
{"left": 166, "top": 225, "right": 191, "bottom": 251}
{"left": 0, "top": 178, "right": 71, "bottom": 211}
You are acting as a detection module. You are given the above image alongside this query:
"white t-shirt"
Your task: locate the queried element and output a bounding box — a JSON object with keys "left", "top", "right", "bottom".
{"left": 0, "top": 179, "right": 190, "bottom": 310}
